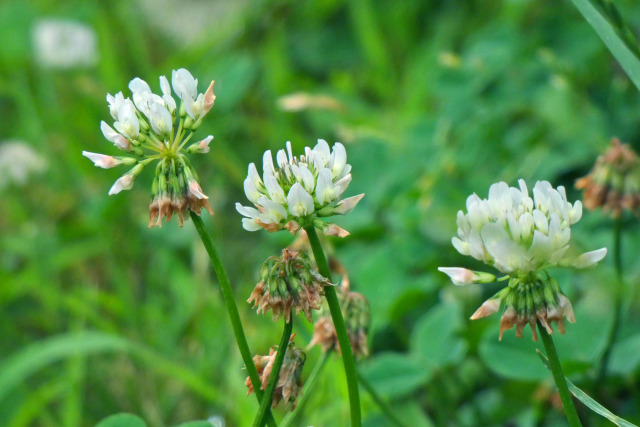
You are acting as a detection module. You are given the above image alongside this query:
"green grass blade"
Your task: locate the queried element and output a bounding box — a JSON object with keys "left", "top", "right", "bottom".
{"left": 537, "top": 350, "right": 638, "bottom": 427}
{"left": 0, "top": 332, "right": 220, "bottom": 404}
{"left": 570, "top": 0, "right": 640, "bottom": 92}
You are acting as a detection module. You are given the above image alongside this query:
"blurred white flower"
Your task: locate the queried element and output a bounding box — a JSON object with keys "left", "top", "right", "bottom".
{"left": 0, "top": 141, "right": 47, "bottom": 189}
{"left": 33, "top": 19, "right": 97, "bottom": 68}
{"left": 277, "top": 92, "right": 344, "bottom": 112}
{"left": 236, "top": 140, "right": 364, "bottom": 235}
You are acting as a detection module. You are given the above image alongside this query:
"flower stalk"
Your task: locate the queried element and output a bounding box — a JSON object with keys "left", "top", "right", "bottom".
{"left": 253, "top": 319, "right": 294, "bottom": 427}
{"left": 595, "top": 216, "right": 625, "bottom": 390}
{"left": 537, "top": 322, "right": 583, "bottom": 427}
{"left": 305, "top": 226, "right": 361, "bottom": 427}
{"left": 190, "top": 212, "right": 276, "bottom": 427}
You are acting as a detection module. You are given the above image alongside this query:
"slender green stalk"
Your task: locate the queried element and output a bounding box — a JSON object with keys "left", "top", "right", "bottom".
{"left": 280, "top": 351, "right": 331, "bottom": 427}
{"left": 357, "top": 371, "right": 408, "bottom": 427}
{"left": 537, "top": 322, "right": 582, "bottom": 427}
{"left": 596, "top": 216, "right": 624, "bottom": 391}
{"left": 304, "top": 226, "right": 362, "bottom": 427}
{"left": 254, "top": 319, "right": 294, "bottom": 427}
{"left": 190, "top": 212, "right": 276, "bottom": 427}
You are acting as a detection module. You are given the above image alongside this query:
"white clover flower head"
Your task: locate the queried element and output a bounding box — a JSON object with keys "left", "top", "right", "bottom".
{"left": 85, "top": 68, "right": 217, "bottom": 228}
{"left": 450, "top": 179, "right": 604, "bottom": 274}
{"left": 440, "top": 179, "right": 607, "bottom": 341}
{"left": 236, "top": 140, "right": 364, "bottom": 235}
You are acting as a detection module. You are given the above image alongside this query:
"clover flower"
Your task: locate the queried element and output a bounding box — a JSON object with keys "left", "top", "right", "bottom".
{"left": 236, "top": 140, "right": 364, "bottom": 236}
{"left": 248, "top": 248, "right": 330, "bottom": 322}
{"left": 439, "top": 180, "right": 607, "bottom": 340}
{"left": 245, "top": 341, "right": 306, "bottom": 410}
{"left": 83, "top": 68, "right": 216, "bottom": 227}
{"left": 309, "top": 284, "right": 370, "bottom": 358}
{"left": 576, "top": 138, "right": 640, "bottom": 217}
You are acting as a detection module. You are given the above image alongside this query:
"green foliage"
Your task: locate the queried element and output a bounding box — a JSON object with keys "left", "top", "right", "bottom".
{"left": 3, "top": 0, "right": 640, "bottom": 425}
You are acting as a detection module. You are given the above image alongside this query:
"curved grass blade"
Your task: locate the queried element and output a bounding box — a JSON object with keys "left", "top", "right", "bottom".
{"left": 537, "top": 350, "right": 638, "bottom": 427}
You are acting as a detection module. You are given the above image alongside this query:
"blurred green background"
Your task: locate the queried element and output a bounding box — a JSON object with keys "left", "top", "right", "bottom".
{"left": 2, "top": 0, "right": 640, "bottom": 425}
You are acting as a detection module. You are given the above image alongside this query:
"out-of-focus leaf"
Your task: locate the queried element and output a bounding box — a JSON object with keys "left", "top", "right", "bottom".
{"left": 570, "top": 0, "right": 640, "bottom": 92}
{"left": 95, "top": 413, "right": 147, "bottom": 427}
{"left": 538, "top": 351, "right": 638, "bottom": 427}
{"left": 410, "top": 301, "right": 467, "bottom": 368}
{"left": 176, "top": 422, "right": 217, "bottom": 427}
{"left": 359, "top": 352, "right": 430, "bottom": 399}
{"left": 609, "top": 333, "right": 640, "bottom": 375}
{"left": 479, "top": 320, "right": 547, "bottom": 381}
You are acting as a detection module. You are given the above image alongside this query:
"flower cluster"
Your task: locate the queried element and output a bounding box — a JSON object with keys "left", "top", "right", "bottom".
{"left": 576, "top": 138, "right": 640, "bottom": 217}
{"left": 248, "top": 248, "right": 330, "bottom": 322}
{"left": 309, "top": 285, "right": 370, "bottom": 358}
{"left": 83, "top": 68, "right": 215, "bottom": 227}
{"left": 439, "top": 180, "right": 606, "bottom": 340}
{"left": 236, "top": 140, "right": 364, "bottom": 236}
{"left": 246, "top": 341, "right": 306, "bottom": 410}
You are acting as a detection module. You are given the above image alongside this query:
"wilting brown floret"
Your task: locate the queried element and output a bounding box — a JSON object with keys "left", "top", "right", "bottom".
{"left": 576, "top": 138, "right": 640, "bottom": 217}
{"left": 248, "top": 249, "right": 329, "bottom": 322}
{"left": 471, "top": 275, "right": 575, "bottom": 342}
{"left": 245, "top": 341, "right": 306, "bottom": 410}
{"left": 309, "top": 286, "right": 370, "bottom": 358}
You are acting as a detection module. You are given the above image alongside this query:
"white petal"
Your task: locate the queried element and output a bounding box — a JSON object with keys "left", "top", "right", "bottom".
{"left": 571, "top": 248, "right": 607, "bottom": 268}
{"left": 330, "top": 142, "right": 347, "bottom": 179}
{"left": 159, "top": 75, "right": 171, "bottom": 96}
{"left": 100, "top": 121, "right": 131, "bottom": 151}
{"left": 82, "top": 151, "right": 121, "bottom": 169}
{"left": 262, "top": 150, "right": 275, "bottom": 177}
{"left": 108, "top": 173, "right": 134, "bottom": 195}
{"left": 334, "top": 193, "right": 364, "bottom": 215}
{"left": 287, "top": 182, "right": 314, "bottom": 217}
{"left": 235, "top": 202, "right": 260, "bottom": 218}
{"left": 244, "top": 177, "right": 261, "bottom": 204}
{"left": 258, "top": 196, "right": 287, "bottom": 222}
{"left": 437, "top": 267, "right": 479, "bottom": 286}
{"left": 315, "top": 168, "right": 334, "bottom": 204}
{"left": 264, "top": 175, "right": 286, "bottom": 204}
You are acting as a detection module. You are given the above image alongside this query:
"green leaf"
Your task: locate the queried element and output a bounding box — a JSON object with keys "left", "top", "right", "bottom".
{"left": 410, "top": 301, "right": 467, "bottom": 369}
{"left": 478, "top": 319, "right": 548, "bottom": 381}
{"left": 359, "top": 353, "right": 430, "bottom": 399}
{"left": 176, "top": 422, "right": 216, "bottom": 427}
{"left": 609, "top": 333, "right": 640, "bottom": 375}
{"left": 537, "top": 351, "right": 638, "bottom": 427}
{"left": 95, "top": 413, "right": 147, "bottom": 427}
{"left": 570, "top": 0, "right": 640, "bottom": 92}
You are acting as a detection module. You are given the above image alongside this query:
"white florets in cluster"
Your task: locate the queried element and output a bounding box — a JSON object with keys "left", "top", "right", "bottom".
{"left": 236, "top": 140, "right": 364, "bottom": 236}
{"left": 83, "top": 68, "right": 216, "bottom": 227}
{"left": 449, "top": 179, "right": 606, "bottom": 276}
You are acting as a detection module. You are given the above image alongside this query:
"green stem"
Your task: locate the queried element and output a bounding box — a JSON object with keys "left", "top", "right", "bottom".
{"left": 304, "top": 226, "right": 362, "bottom": 427}
{"left": 357, "top": 370, "right": 408, "bottom": 427}
{"left": 537, "top": 323, "right": 582, "bottom": 427}
{"left": 254, "top": 319, "right": 294, "bottom": 427}
{"left": 190, "top": 212, "right": 276, "bottom": 427}
{"left": 280, "top": 352, "right": 331, "bottom": 427}
{"left": 595, "top": 216, "right": 624, "bottom": 392}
